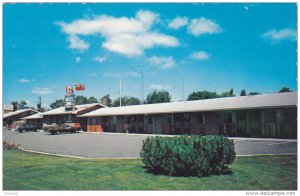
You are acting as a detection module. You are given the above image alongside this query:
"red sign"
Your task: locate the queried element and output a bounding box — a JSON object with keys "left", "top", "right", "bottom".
{"left": 75, "top": 84, "right": 85, "bottom": 91}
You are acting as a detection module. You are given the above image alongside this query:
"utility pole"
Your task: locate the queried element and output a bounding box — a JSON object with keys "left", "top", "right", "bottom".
{"left": 182, "top": 77, "right": 185, "bottom": 101}
{"left": 38, "top": 96, "right": 42, "bottom": 112}
{"left": 119, "top": 80, "right": 122, "bottom": 107}
{"left": 141, "top": 70, "right": 144, "bottom": 103}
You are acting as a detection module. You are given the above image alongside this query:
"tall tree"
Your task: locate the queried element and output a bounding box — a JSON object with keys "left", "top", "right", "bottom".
{"left": 146, "top": 90, "right": 171, "bottom": 104}
{"left": 113, "top": 96, "right": 141, "bottom": 107}
{"left": 279, "top": 87, "right": 293, "bottom": 93}
{"left": 18, "top": 100, "right": 27, "bottom": 109}
{"left": 75, "top": 95, "right": 88, "bottom": 105}
{"left": 220, "top": 88, "right": 235, "bottom": 98}
{"left": 50, "top": 99, "right": 65, "bottom": 109}
{"left": 248, "top": 92, "right": 260, "bottom": 95}
{"left": 187, "top": 90, "right": 219, "bottom": 101}
{"left": 240, "top": 89, "right": 247, "bottom": 96}
{"left": 100, "top": 94, "right": 112, "bottom": 107}
{"left": 87, "top": 96, "right": 98, "bottom": 103}
{"left": 11, "top": 101, "right": 18, "bottom": 111}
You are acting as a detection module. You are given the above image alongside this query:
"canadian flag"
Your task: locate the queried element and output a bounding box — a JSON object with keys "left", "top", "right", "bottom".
{"left": 66, "top": 86, "right": 74, "bottom": 94}
{"left": 75, "top": 84, "right": 85, "bottom": 91}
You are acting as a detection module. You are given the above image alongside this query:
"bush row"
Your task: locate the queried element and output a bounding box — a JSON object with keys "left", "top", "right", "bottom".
{"left": 140, "top": 135, "right": 236, "bottom": 177}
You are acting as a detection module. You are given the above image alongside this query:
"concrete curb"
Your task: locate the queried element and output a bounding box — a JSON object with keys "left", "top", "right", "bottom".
{"left": 80, "top": 132, "right": 297, "bottom": 142}
{"left": 21, "top": 149, "right": 141, "bottom": 159}
{"left": 21, "top": 149, "right": 297, "bottom": 160}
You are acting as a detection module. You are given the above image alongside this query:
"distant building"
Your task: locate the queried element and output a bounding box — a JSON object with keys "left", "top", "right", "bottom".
{"left": 3, "top": 105, "right": 13, "bottom": 114}
{"left": 3, "top": 109, "right": 38, "bottom": 129}
{"left": 79, "top": 92, "right": 297, "bottom": 139}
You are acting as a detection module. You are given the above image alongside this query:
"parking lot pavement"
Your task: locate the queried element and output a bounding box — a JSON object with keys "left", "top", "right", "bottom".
{"left": 3, "top": 130, "right": 297, "bottom": 158}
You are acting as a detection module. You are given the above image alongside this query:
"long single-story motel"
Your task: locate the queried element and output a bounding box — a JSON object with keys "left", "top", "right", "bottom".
{"left": 6, "top": 92, "right": 297, "bottom": 139}
{"left": 79, "top": 92, "right": 297, "bottom": 139}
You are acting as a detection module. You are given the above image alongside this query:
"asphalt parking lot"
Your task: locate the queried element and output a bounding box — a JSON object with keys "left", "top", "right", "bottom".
{"left": 3, "top": 130, "right": 297, "bottom": 158}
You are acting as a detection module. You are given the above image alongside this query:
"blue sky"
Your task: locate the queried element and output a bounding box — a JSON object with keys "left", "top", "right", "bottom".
{"left": 3, "top": 3, "right": 297, "bottom": 108}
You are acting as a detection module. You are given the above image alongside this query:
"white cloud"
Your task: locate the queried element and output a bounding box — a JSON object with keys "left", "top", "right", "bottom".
{"left": 168, "top": 16, "right": 189, "bottom": 30}
{"left": 68, "top": 35, "right": 90, "bottom": 51}
{"left": 75, "top": 57, "right": 81, "bottom": 63}
{"left": 148, "top": 56, "right": 175, "bottom": 69}
{"left": 103, "top": 71, "right": 141, "bottom": 78}
{"left": 262, "top": 28, "right": 296, "bottom": 43}
{"left": 187, "top": 17, "right": 222, "bottom": 36}
{"left": 150, "top": 84, "right": 171, "bottom": 90}
{"left": 32, "top": 87, "right": 53, "bottom": 95}
{"left": 56, "top": 10, "right": 179, "bottom": 57}
{"left": 18, "top": 78, "right": 30, "bottom": 83}
{"left": 93, "top": 56, "right": 107, "bottom": 63}
{"left": 190, "top": 51, "right": 209, "bottom": 60}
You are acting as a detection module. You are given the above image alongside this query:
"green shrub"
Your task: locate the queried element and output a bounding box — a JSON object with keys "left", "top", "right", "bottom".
{"left": 140, "top": 135, "right": 236, "bottom": 177}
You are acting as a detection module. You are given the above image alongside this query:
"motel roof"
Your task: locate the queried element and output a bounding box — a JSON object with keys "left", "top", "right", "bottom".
{"left": 42, "top": 103, "right": 106, "bottom": 116}
{"left": 3, "top": 109, "right": 38, "bottom": 119}
{"left": 79, "top": 92, "right": 297, "bottom": 117}
{"left": 21, "top": 112, "right": 43, "bottom": 120}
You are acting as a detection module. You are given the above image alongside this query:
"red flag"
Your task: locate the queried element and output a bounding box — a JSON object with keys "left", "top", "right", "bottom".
{"left": 75, "top": 84, "right": 85, "bottom": 91}
{"left": 66, "top": 86, "right": 73, "bottom": 94}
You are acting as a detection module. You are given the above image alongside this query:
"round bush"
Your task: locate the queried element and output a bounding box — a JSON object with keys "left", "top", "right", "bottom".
{"left": 140, "top": 135, "right": 236, "bottom": 177}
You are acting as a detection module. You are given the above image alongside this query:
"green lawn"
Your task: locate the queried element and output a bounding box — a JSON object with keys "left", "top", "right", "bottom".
{"left": 3, "top": 150, "right": 297, "bottom": 190}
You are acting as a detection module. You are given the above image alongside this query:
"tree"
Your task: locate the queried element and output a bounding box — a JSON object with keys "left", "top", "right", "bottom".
{"left": 248, "top": 92, "right": 260, "bottom": 95}
{"left": 75, "top": 95, "right": 88, "bottom": 105}
{"left": 279, "top": 87, "right": 293, "bottom": 93}
{"left": 11, "top": 101, "right": 18, "bottom": 111}
{"left": 146, "top": 90, "right": 171, "bottom": 104}
{"left": 187, "top": 90, "right": 219, "bottom": 101}
{"left": 87, "top": 96, "right": 98, "bottom": 104}
{"left": 240, "top": 89, "right": 247, "bottom": 96}
{"left": 18, "top": 100, "right": 27, "bottom": 109}
{"left": 100, "top": 94, "right": 112, "bottom": 107}
{"left": 113, "top": 96, "right": 141, "bottom": 107}
{"left": 50, "top": 99, "right": 65, "bottom": 109}
{"left": 220, "top": 88, "right": 235, "bottom": 98}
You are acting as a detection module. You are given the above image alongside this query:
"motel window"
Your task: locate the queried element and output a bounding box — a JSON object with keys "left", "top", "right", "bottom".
{"left": 196, "top": 113, "right": 204, "bottom": 124}
{"left": 219, "top": 112, "right": 232, "bottom": 123}
{"left": 166, "top": 114, "right": 172, "bottom": 124}
{"left": 174, "top": 114, "right": 181, "bottom": 122}
{"left": 148, "top": 116, "right": 153, "bottom": 124}
{"left": 90, "top": 118, "right": 98, "bottom": 125}
{"left": 184, "top": 113, "right": 191, "bottom": 121}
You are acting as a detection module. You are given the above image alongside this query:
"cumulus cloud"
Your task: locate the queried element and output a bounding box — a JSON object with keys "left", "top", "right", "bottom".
{"left": 103, "top": 71, "right": 141, "bottom": 78}
{"left": 56, "top": 10, "right": 179, "bottom": 57}
{"left": 32, "top": 87, "right": 53, "bottom": 95}
{"left": 68, "top": 35, "right": 90, "bottom": 51}
{"left": 190, "top": 51, "right": 209, "bottom": 60}
{"left": 262, "top": 28, "right": 296, "bottom": 44}
{"left": 18, "top": 78, "right": 30, "bottom": 83}
{"left": 168, "top": 16, "right": 189, "bottom": 30}
{"left": 93, "top": 56, "right": 107, "bottom": 63}
{"left": 150, "top": 84, "right": 171, "bottom": 90}
{"left": 148, "top": 56, "right": 175, "bottom": 69}
{"left": 187, "top": 17, "right": 222, "bottom": 36}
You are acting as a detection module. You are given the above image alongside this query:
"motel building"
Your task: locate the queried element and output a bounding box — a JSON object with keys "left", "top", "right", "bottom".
{"left": 3, "top": 109, "right": 38, "bottom": 129}
{"left": 78, "top": 92, "right": 297, "bottom": 139}
{"left": 41, "top": 103, "right": 106, "bottom": 131}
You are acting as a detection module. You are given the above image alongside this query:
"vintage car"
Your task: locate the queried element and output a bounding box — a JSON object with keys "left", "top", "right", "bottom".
{"left": 17, "top": 124, "right": 39, "bottom": 133}
{"left": 48, "top": 123, "right": 81, "bottom": 135}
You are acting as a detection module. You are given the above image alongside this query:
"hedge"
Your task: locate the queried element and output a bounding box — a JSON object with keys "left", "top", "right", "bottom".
{"left": 140, "top": 135, "right": 236, "bottom": 177}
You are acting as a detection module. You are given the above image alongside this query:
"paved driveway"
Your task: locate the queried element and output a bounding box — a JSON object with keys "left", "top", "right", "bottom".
{"left": 3, "top": 130, "right": 297, "bottom": 158}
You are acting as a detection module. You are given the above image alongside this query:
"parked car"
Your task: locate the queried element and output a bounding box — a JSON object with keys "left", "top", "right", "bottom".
{"left": 48, "top": 123, "right": 81, "bottom": 135}
{"left": 17, "top": 124, "right": 38, "bottom": 133}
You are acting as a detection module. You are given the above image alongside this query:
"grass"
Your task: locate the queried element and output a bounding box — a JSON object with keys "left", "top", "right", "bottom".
{"left": 3, "top": 150, "right": 297, "bottom": 190}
